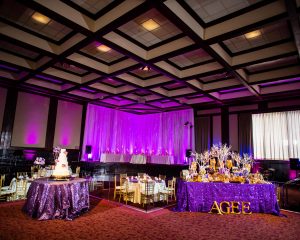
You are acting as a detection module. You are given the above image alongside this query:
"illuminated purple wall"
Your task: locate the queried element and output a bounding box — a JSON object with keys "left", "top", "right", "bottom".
{"left": 11, "top": 92, "right": 49, "bottom": 147}
{"left": 54, "top": 100, "right": 83, "bottom": 149}
{"left": 82, "top": 104, "right": 194, "bottom": 164}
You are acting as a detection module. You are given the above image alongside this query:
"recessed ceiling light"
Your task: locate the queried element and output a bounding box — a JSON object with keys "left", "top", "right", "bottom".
{"left": 142, "top": 19, "right": 160, "bottom": 31}
{"left": 32, "top": 12, "right": 50, "bottom": 24}
{"left": 97, "top": 44, "right": 111, "bottom": 52}
{"left": 245, "top": 30, "right": 261, "bottom": 39}
{"left": 140, "top": 66, "right": 151, "bottom": 71}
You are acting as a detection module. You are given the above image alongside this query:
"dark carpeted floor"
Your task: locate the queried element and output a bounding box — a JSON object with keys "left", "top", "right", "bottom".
{"left": 0, "top": 197, "right": 300, "bottom": 240}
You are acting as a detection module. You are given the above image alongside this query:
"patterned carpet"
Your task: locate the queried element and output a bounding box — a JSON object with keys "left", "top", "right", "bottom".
{"left": 0, "top": 197, "right": 300, "bottom": 240}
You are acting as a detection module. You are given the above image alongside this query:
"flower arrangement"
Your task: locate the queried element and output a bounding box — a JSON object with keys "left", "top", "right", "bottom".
{"left": 53, "top": 146, "right": 61, "bottom": 160}
{"left": 34, "top": 157, "right": 45, "bottom": 165}
{"left": 192, "top": 143, "right": 254, "bottom": 174}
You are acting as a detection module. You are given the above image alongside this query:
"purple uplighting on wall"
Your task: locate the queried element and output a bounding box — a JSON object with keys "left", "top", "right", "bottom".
{"left": 54, "top": 100, "right": 83, "bottom": 149}
{"left": 11, "top": 92, "right": 49, "bottom": 148}
{"left": 82, "top": 104, "right": 194, "bottom": 164}
{"left": 26, "top": 132, "right": 38, "bottom": 144}
{"left": 23, "top": 150, "right": 37, "bottom": 160}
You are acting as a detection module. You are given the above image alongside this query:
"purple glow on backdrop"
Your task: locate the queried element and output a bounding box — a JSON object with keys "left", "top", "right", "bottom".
{"left": 12, "top": 92, "right": 50, "bottom": 147}
{"left": 82, "top": 104, "right": 194, "bottom": 164}
{"left": 23, "top": 150, "right": 37, "bottom": 160}
{"left": 25, "top": 132, "right": 38, "bottom": 144}
{"left": 289, "top": 170, "right": 297, "bottom": 180}
{"left": 54, "top": 100, "right": 82, "bottom": 148}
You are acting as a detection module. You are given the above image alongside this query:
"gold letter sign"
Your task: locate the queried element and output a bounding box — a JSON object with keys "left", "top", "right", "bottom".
{"left": 209, "top": 201, "right": 252, "bottom": 215}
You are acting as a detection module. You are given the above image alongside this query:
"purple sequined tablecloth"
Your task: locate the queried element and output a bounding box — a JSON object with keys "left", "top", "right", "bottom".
{"left": 23, "top": 178, "right": 89, "bottom": 220}
{"left": 176, "top": 180, "right": 280, "bottom": 215}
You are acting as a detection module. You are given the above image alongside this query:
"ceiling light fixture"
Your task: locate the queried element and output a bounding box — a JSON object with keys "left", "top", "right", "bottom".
{"left": 97, "top": 44, "right": 111, "bottom": 52}
{"left": 32, "top": 12, "right": 50, "bottom": 24}
{"left": 245, "top": 30, "right": 261, "bottom": 39}
{"left": 142, "top": 19, "right": 160, "bottom": 31}
{"left": 140, "top": 66, "right": 151, "bottom": 71}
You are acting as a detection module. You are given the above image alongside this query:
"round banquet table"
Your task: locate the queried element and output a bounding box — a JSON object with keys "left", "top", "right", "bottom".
{"left": 23, "top": 178, "right": 89, "bottom": 220}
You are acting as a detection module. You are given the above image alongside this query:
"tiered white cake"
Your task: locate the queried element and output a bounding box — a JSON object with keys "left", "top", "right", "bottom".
{"left": 52, "top": 149, "right": 70, "bottom": 178}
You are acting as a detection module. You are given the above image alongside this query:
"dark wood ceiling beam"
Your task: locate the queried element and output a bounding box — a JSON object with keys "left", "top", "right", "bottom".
{"left": 205, "top": 14, "right": 288, "bottom": 45}
{"left": 150, "top": 0, "right": 262, "bottom": 100}
{"left": 285, "top": 0, "right": 300, "bottom": 57}
{"left": 98, "top": 37, "right": 223, "bottom": 104}
{"left": 15, "top": 0, "right": 151, "bottom": 95}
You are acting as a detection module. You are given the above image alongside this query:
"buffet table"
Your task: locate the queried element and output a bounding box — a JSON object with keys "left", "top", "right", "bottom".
{"left": 23, "top": 178, "right": 89, "bottom": 220}
{"left": 150, "top": 155, "right": 174, "bottom": 165}
{"left": 176, "top": 180, "right": 280, "bottom": 215}
{"left": 130, "top": 154, "right": 147, "bottom": 164}
{"left": 100, "top": 153, "right": 131, "bottom": 163}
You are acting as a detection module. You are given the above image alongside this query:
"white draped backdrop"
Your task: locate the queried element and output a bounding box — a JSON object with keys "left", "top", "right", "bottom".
{"left": 252, "top": 110, "right": 300, "bottom": 160}
{"left": 82, "top": 104, "right": 194, "bottom": 164}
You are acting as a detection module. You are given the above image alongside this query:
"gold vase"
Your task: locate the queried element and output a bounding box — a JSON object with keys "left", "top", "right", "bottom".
{"left": 226, "top": 160, "right": 233, "bottom": 170}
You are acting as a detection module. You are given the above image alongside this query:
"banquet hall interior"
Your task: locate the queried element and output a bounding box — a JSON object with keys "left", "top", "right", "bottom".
{"left": 0, "top": 0, "right": 300, "bottom": 239}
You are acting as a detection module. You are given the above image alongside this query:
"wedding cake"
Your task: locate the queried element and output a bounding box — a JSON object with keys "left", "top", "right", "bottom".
{"left": 52, "top": 149, "right": 70, "bottom": 179}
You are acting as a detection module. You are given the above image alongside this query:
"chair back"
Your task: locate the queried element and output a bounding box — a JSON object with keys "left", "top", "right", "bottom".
{"left": 17, "top": 172, "right": 27, "bottom": 178}
{"left": 159, "top": 174, "right": 166, "bottom": 181}
{"left": 16, "top": 179, "right": 27, "bottom": 199}
{"left": 143, "top": 181, "right": 155, "bottom": 195}
{"left": 138, "top": 172, "right": 145, "bottom": 178}
{"left": 172, "top": 177, "right": 176, "bottom": 188}
{"left": 114, "top": 175, "right": 118, "bottom": 188}
{"left": 0, "top": 175, "right": 5, "bottom": 187}
{"left": 167, "top": 180, "right": 173, "bottom": 189}
{"left": 9, "top": 178, "right": 17, "bottom": 192}
{"left": 120, "top": 175, "right": 127, "bottom": 187}
{"left": 120, "top": 173, "right": 127, "bottom": 179}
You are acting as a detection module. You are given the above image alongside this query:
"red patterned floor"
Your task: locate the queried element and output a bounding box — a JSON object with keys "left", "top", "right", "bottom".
{"left": 0, "top": 197, "right": 299, "bottom": 240}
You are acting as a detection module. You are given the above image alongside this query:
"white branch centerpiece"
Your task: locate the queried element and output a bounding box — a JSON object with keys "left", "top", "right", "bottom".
{"left": 187, "top": 143, "right": 258, "bottom": 183}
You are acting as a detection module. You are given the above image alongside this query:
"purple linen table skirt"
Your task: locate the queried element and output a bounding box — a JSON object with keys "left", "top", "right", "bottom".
{"left": 23, "top": 178, "right": 90, "bottom": 220}
{"left": 176, "top": 180, "right": 280, "bottom": 215}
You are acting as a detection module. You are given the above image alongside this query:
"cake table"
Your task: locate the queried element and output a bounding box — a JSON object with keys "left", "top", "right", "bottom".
{"left": 23, "top": 178, "right": 89, "bottom": 220}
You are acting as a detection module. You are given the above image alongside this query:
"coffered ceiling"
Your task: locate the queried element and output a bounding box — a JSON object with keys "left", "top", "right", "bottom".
{"left": 0, "top": 0, "right": 299, "bottom": 114}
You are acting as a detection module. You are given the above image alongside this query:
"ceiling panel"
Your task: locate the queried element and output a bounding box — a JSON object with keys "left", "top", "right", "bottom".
{"left": 0, "top": 0, "right": 72, "bottom": 42}
{"left": 184, "top": 0, "right": 263, "bottom": 23}
{"left": 0, "top": 0, "right": 299, "bottom": 114}
{"left": 118, "top": 9, "right": 182, "bottom": 47}
{"left": 223, "top": 21, "right": 291, "bottom": 53}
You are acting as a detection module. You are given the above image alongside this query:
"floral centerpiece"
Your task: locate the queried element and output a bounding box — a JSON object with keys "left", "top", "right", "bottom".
{"left": 185, "top": 143, "right": 264, "bottom": 184}
{"left": 53, "top": 146, "right": 61, "bottom": 161}
{"left": 34, "top": 157, "right": 45, "bottom": 166}
{"left": 32, "top": 157, "right": 45, "bottom": 174}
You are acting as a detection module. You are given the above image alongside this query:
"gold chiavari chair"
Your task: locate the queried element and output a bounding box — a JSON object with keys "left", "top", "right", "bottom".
{"left": 15, "top": 179, "right": 27, "bottom": 200}
{"left": 17, "top": 172, "right": 27, "bottom": 178}
{"left": 0, "top": 178, "right": 16, "bottom": 201}
{"left": 140, "top": 181, "right": 155, "bottom": 207}
{"left": 92, "top": 175, "right": 104, "bottom": 191}
{"left": 0, "top": 175, "right": 5, "bottom": 187}
{"left": 165, "top": 177, "right": 176, "bottom": 201}
{"left": 138, "top": 173, "right": 145, "bottom": 178}
{"left": 159, "top": 174, "right": 166, "bottom": 181}
{"left": 76, "top": 166, "right": 80, "bottom": 176}
{"left": 120, "top": 173, "right": 127, "bottom": 179}
{"left": 114, "top": 175, "right": 126, "bottom": 199}
{"left": 119, "top": 180, "right": 134, "bottom": 204}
